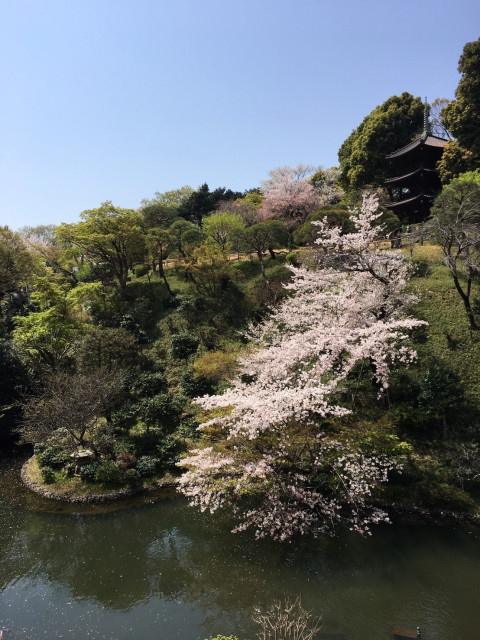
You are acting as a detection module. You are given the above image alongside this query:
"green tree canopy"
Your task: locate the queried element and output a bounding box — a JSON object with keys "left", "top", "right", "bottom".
{"left": 140, "top": 186, "right": 194, "bottom": 209}
{"left": 338, "top": 93, "right": 424, "bottom": 191}
{"left": 141, "top": 203, "right": 178, "bottom": 230}
{"left": 75, "top": 326, "right": 140, "bottom": 374}
{"left": 293, "top": 205, "right": 353, "bottom": 245}
{"left": 240, "top": 220, "right": 289, "bottom": 288}
{"left": 167, "top": 219, "right": 205, "bottom": 258}
{"left": 437, "top": 140, "right": 478, "bottom": 184}
{"left": 442, "top": 38, "right": 480, "bottom": 160}
{"left": 438, "top": 39, "right": 480, "bottom": 181}
{"left": 56, "top": 202, "right": 146, "bottom": 299}
{"left": 449, "top": 169, "right": 480, "bottom": 188}
{"left": 13, "top": 277, "right": 102, "bottom": 372}
{"left": 178, "top": 184, "right": 243, "bottom": 226}
{"left": 0, "top": 337, "right": 32, "bottom": 443}
{"left": 202, "top": 211, "right": 245, "bottom": 255}
{"left": 235, "top": 190, "right": 263, "bottom": 210}
{"left": 0, "top": 226, "right": 41, "bottom": 304}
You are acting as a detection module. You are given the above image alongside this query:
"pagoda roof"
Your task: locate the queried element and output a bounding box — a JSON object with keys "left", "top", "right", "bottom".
{"left": 386, "top": 193, "right": 435, "bottom": 209}
{"left": 385, "top": 167, "right": 438, "bottom": 185}
{"left": 386, "top": 134, "right": 448, "bottom": 159}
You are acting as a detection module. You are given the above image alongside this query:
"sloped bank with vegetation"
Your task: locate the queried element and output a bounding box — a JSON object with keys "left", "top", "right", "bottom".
{"left": 14, "top": 193, "right": 480, "bottom": 533}
{"left": 20, "top": 456, "right": 178, "bottom": 503}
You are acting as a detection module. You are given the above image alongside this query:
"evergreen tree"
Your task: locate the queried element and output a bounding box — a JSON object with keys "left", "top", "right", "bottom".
{"left": 338, "top": 93, "right": 424, "bottom": 191}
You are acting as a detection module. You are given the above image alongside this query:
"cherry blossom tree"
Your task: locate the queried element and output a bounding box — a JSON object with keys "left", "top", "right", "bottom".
{"left": 178, "top": 194, "right": 425, "bottom": 540}
{"left": 260, "top": 165, "right": 321, "bottom": 230}
{"left": 310, "top": 166, "right": 345, "bottom": 205}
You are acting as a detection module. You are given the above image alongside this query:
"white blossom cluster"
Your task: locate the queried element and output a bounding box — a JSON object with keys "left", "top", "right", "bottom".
{"left": 179, "top": 194, "right": 425, "bottom": 540}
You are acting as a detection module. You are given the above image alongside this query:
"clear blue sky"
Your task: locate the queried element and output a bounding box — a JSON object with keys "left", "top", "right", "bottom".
{"left": 1, "top": 0, "right": 479, "bottom": 229}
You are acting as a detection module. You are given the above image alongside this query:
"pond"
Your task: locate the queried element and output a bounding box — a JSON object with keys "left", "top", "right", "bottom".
{"left": 1, "top": 459, "right": 480, "bottom": 640}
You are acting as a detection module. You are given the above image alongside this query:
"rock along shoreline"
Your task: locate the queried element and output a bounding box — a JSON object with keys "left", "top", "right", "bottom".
{"left": 21, "top": 457, "right": 179, "bottom": 504}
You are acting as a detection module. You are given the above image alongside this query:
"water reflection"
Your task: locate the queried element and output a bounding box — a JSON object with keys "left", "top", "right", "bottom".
{"left": 1, "top": 459, "right": 480, "bottom": 640}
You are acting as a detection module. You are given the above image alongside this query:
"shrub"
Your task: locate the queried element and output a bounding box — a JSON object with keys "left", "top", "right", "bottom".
{"left": 139, "top": 394, "right": 184, "bottom": 432}
{"left": 114, "top": 441, "right": 137, "bottom": 456}
{"left": 192, "top": 351, "right": 237, "bottom": 385}
{"left": 285, "top": 252, "right": 300, "bottom": 267}
{"left": 170, "top": 333, "right": 199, "bottom": 361}
{"left": 116, "top": 451, "right": 137, "bottom": 470}
{"left": 416, "top": 481, "right": 476, "bottom": 511}
{"left": 37, "top": 446, "right": 70, "bottom": 470}
{"left": 110, "top": 401, "right": 139, "bottom": 430}
{"left": 40, "top": 466, "right": 56, "bottom": 484}
{"left": 33, "top": 442, "right": 47, "bottom": 455}
{"left": 129, "top": 430, "right": 163, "bottom": 456}
{"left": 177, "top": 417, "right": 201, "bottom": 439}
{"left": 128, "top": 372, "right": 168, "bottom": 399}
{"left": 80, "top": 460, "right": 102, "bottom": 482}
{"left": 156, "top": 435, "right": 184, "bottom": 467}
{"left": 136, "top": 455, "right": 160, "bottom": 478}
{"left": 134, "top": 264, "right": 149, "bottom": 278}
{"left": 94, "top": 460, "right": 122, "bottom": 484}
{"left": 92, "top": 426, "right": 116, "bottom": 458}
{"left": 123, "top": 468, "right": 140, "bottom": 482}
{"left": 181, "top": 372, "right": 216, "bottom": 398}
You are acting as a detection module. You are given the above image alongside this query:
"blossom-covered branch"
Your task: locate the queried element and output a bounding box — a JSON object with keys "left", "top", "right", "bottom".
{"left": 179, "top": 194, "right": 425, "bottom": 540}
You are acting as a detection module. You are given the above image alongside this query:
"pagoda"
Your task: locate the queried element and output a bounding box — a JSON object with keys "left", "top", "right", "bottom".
{"left": 384, "top": 102, "right": 447, "bottom": 223}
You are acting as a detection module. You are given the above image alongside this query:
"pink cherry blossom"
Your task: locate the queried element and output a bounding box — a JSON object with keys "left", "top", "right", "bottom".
{"left": 178, "top": 193, "right": 425, "bottom": 540}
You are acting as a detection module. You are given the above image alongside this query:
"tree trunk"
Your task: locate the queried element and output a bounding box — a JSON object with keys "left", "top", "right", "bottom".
{"left": 451, "top": 273, "right": 478, "bottom": 330}
{"left": 257, "top": 251, "right": 271, "bottom": 290}
{"left": 159, "top": 250, "right": 174, "bottom": 297}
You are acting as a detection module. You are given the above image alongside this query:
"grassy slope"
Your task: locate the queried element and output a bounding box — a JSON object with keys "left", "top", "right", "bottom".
{"left": 407, "top": 244, "right": 480, "bottom": 406}
{"left": 378, "top": 244, "right": 480, "bottom": 512}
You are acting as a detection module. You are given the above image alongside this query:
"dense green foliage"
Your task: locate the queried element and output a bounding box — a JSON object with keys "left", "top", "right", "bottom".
{"left": 442, "top": 38, "right": 480, "bottom": 160}
{"left": 2, "top": 39, "right": 480, "bottom": 520}
{"left": 338, "top": 93, "right": 424, "bottom": 190}
{"left": 1, "top": 183, "right": 479, "bottom": 517}
{"left": 438, "top": 38, "right": 480, "bottom": 182}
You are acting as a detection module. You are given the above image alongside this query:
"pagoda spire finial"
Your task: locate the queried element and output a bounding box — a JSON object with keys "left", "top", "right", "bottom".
{"left": 423, "top": 97, "right": 430, "bottom": 136}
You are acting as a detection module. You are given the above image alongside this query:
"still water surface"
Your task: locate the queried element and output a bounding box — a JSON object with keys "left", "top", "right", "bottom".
{"left": 1, "top": 460, "right": 479, "bottom": 640}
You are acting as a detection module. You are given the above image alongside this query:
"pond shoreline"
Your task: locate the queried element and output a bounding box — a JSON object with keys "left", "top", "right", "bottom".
{"left": 378, "top": 499, "right": 480, "bottom": 528}
{"left": 19, "top": 457, "right": 480, "bottom": 527}
{"left": 21, "top": 457, "right": 179, "bottom": 504}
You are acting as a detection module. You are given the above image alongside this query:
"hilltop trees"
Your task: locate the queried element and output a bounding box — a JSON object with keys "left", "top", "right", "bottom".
{"left": 0, "top": 226, "right": 41, "bottom": 308}
{"left": 177, "top": 184, "right": 243, "bottom": 226}
{"left": 338, "top": 93, "right": 424, "bottom": 191}
{"left": 141, "top": 185, "right": 195, "bottom": 210}
{"left": 56, "top": 202, "right": 146, "bottom": 299}
{"left": 179, "top": 194, "right": 424, "bottom": 540}
{"left": 439, "top": 38, "right": 480, "bottom": 181}
{"left": 202, "top": 211, "right": 245, "bottom": 256}
{"left": 240, "top": 220, "right": 289, "bottom": 289}
{"left": 442, "top": 38, "right": 480, "bottom": 160}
